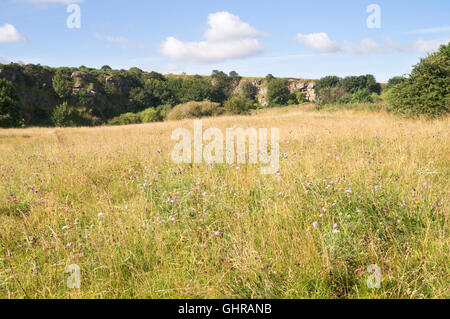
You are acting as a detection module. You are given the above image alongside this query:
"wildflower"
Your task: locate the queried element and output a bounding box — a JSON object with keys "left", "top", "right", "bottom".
{"left": 356, "top": 209, "right": 362, "bottom": 213}
{"left": 332, "top": 229, "right": 341, "bottom": 234}
{"left": 170, "top": 217, "right": 175, "bottom": 222}
{"left": 66, "top": 242, "right": 72, "bottom": 247}
{"left": 61, "top": 225, "right": 69, "bottom": 230}
{"left": 319, "top": 214, "right": 323, "bottom": 218}
{"left": 214, "top": 231, "right": 220, "bottom": 236}
{"left": 345, "top": 189, "right": 353, "bottom": 194}
{"left": 98, "top": 213, "right": 104, "bottom": 217}
{"left": 312, "top": 221, "right": 318, "bottom": 228}
{"left": 202, "top": 192, "right": 207, "bottom": 196}
{"left": 423, "top": 182, "right": 427, "bottom": 187}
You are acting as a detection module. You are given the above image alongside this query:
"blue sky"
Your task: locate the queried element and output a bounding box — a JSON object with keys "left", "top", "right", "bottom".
{"left": 0, "top": 0, "right": 449, "bottom": 82}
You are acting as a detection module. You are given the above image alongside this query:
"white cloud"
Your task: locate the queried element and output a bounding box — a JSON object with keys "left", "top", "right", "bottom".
{"left": 295, "top": 31, "right": 449, "bottom": 56}
{"left": 342, "top": 38, "right": 390, "bottom": 55}
{"left": 94, "top": 34, "right": 144, "bottom": 50}
{"left": 0, "top": 56, "right": 10, "bottom": 64}
{"left": 159, "top": 11, "right": 263, "bottom": 63}
{"left": 295, "top": 32, "right": 339, "bottom": 53}
{"left": 0, "top": 24, "right": 29, "bottom": 43}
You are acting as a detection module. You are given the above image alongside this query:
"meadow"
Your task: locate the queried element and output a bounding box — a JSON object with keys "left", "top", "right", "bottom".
{"left": 0, "top": 105, "right": 448, "bottom": 299}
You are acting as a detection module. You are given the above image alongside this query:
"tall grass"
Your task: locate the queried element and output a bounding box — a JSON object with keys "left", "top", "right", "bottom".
{"left": 0, "top": 107, "right": 448, "bottom": 298}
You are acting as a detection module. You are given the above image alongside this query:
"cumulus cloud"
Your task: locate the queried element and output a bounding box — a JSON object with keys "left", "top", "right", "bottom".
{"left": 0, "top": 56, "right": 10, "bottom": 64}
{"left": 94, "top": 34, "right": 144, "bottom": 50}
{"left": 296, "top": 31, "right": 449, "bottom": 55}
{"left": 0, "top": 24, "right": 29, "bottom": 43}
{"left": 295, "top": 32, "right": 339, "bottom": 53}
{"left": 159, "top": 11, "right": 263, "bottom": 63}
{"left": 342, "top": 38, "right": 390, "bottom": 55}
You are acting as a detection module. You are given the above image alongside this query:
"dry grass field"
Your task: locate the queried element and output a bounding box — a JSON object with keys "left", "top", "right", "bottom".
{"left": 0, "top": 106, "right": 448, "bottom": 298}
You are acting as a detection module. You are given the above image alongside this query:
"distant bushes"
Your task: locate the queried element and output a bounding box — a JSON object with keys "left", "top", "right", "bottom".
{"left": 224, "top": 95, "right": 253, "bottom": 115}
{"left": 108, "top": 107, "right": 162, "bottom": 126}
{"left": 166, "top": 101, "right": 222, "bottom": 121}
{"left": 388, "top": 43, "right": 449, "bottom": 117}
{"left": 315, "top": 74, "right": 382, "bottom": 106}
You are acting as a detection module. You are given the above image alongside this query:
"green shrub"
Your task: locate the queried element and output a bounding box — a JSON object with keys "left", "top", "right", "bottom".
{"left": 108, "top": 112, "right": 141, "bottom": 126}
{"left": 224, "top": 95, "right": 253, "bottom": 115}
{"left": 267, "top": 78, "right": 290, "bottom": 105}
{"left": 389, "top": 43, "right": 449, "bottom": 117}
{"left": 52, "top": 70, "right": 73, "bottom": 99}
{"left": 166, "top": 101, "right": 222, "bottom": 121}
{"left": 386, "top": 76, "right": 406, "bottom": 89}
{"left": 316, "top": 86, "right": 347, "bottom": 107}
{"left": 239, "top": 80, "right": 258, "bottom": 100}
{"left": 51, "top": 102, "right": 78, "bottom": 127}
{"left": 138, "top": 107, "right": 159, "bottom": 123}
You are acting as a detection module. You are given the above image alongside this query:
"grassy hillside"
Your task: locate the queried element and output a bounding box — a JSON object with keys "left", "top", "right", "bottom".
{"left": 0, "top": 106, "right": 448, "bottom": 298}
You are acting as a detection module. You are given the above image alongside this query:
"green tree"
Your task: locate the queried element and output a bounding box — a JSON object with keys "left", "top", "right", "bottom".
{"left": 0, "top": 79, "right": 23, "bottom": 128}
{"left": 224, "top": 95, "right": 253, "bottom": 115}
{"left": 389, "top": 43, "right": 449, "bottom": 117}
{"left": 144, "top": 78, "right": 171, "bottom": 106}
{"left": 51, "top": 102, "right": 77, "bottom": 127}
{"left": 52, "top": 70, "right": 73, "bottom": 99}
{"left": 179, "top": 77, "right": 213, "bottom": 103}
{"left": 239, "top": 80, "right": 258, "bottom": 100}
{"left": 267, "top": 78, "right": 290, "bottom": 105}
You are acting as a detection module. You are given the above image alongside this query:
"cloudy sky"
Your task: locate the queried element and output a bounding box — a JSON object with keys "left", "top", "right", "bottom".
{"left": 1, "top": 0, "right": 449, "bottom": 82}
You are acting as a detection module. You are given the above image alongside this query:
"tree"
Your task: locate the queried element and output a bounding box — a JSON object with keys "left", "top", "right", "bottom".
{"left": 265, "top": 74, "right": 275, "bottom": 83}
{"left": 240, "top": 80, "right": 259, "bottom": 100}
{"left": 101, "top": 65, "right": 112, "bottom": 71}
{"left": 0, "top": 79, "right": 23, "bottom": 128}
{"left": 129, "top": 87, "right": 154, "bottom": 111}
{"left": 51, "top": 102, "right": 77, "bottom": 127}
{"left": 179, "top": 77, "right": 214, "bottom": 103}
{"left": 389, "top": 43, "right": 449, "bottom": 117}
{"left": 387, "top": 76, "right": 406, "bottom": 89}
{"left": 144, "top": 78, "right": 171, "bottom": 106}
{"left": 267, "top": 78, "right": 290, "bottom": 105}
{"left": 224, "top": 95, "right": 253, "bottom": 115}
{"left": 52, "top": 70, "right": 73, "bottom": 99}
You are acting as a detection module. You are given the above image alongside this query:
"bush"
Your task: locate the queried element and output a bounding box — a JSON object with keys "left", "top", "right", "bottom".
{"left": 156, "top": 104, "right": 172, "bottom": 121}
{"left": 267, "top": 78, "right": 290, "bottom": 105}
{"left": 166, "top": 101, "right": 222, "bottom": 121}
{"left": 108, "top": 112, "right": 141, "bottom": 126}
{"left": 316, "top": 86, "right": 347, "bottom": 107}
{"left": 138, "top": 107, "right": 159, "bottom": 123}
{"left": 51, "top": 102, "right": 78, "bottom": 127}
{"left": 224, "top": 95, "right": 253, "bottom": 115}
{"left": 239, "top": 80, "right": 258, "bottom": 100}
{"left": 0, "top": 79, "right": 23, "bottom": 128}
{"left": 52, "top": 70, "right": 73, "bottom": 99}
{"left": 389, "top": 43, "right": 449, "bottom": 117}
{"left": 386, "top": 76, "right": 406, "bottom": 89}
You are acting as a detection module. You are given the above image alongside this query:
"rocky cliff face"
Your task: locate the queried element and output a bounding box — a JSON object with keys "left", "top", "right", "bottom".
{"left": 236, "top": 79, "right": 315, "bottom": 106}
